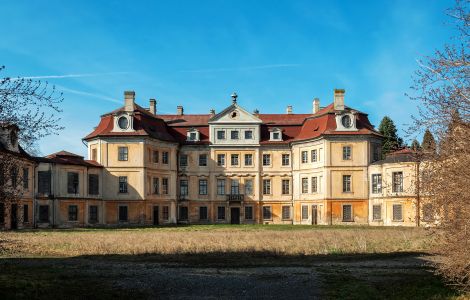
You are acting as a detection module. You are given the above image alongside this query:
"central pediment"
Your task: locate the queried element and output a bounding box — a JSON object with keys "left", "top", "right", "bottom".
{"left": 209, "top": 103, "right": 262, "bottom": 124}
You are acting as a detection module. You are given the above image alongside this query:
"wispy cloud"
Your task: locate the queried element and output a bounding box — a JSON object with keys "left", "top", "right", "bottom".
{"left": 179, "top": 64, "right": 302, "bottom": 73}
{"left": 10, "top": 71, "right": 129, "bottom": 81}
{"left": 56, "top": 85, "right": 121, "bottom": 104}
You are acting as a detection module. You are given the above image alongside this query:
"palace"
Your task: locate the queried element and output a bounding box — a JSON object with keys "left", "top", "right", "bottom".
{"left": 0, "top": 89, "right": 429, "bottom": 229}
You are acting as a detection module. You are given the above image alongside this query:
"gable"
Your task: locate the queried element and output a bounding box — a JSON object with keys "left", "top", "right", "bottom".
{"left": 209, "top": 104, "right": 262, "bottom": 124}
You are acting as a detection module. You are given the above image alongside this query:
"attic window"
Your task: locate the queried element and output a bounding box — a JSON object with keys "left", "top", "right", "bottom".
{"left": 269, "top": 128, "right": 283, "bottom": 141}
{"left": 187, "top": 128, "right": 200, "bottom": 142}
{"left": 230, "top": 111, "right": 238, "bottom": 119}
{"left": 118, "top": 116, "right": 129, "bottom": 129}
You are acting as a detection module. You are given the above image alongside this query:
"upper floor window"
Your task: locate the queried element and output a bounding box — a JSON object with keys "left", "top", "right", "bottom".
{"left": 373, "top": 144, "right": 381, "bottom": 161}
{"left": 199, "top": 179, "right": 208, "bottom": 195}
{"left": 262, "top": 179, "right": 271, "bottom": 195}
{"left": 311, "top": 149, "right": 317, "bottom": 162}
{"left": 311, "top": 176, "right": 318, "bottom": 193}
{"left": 217, "top": 179, "right": 225, "bottom": 195}
{"left": 282, "top": 154, "right": 290, "bottom": 166}
{"left": 230, "top": 179, "right": 239, "bottom": 195}
{"left": 162, "top": 151, "right": 169, "bottom": 164}
{"left": 371, "top": 174, "right": 382, "bottom": 194}
{"left": 67, "top": 172, "right": 79, "bottom": 194}
{"left": 153, "top": 151, "right": 159, "bottom": 163}
{"left": 343, "top": 175, "right": 352, "bottom": 192}
{"left": 231, "top": 130, "right": 239, "bottom": 140}
{"left": 262, "top": 154, "right": 271, "bottom": 166}
{"left": 22, "top": 167, "right": 29, "bottom": 189}
{"left": 231, "top": 154, "right": 239, "bottom": 166}
{"left": 341, "top": 115, "right": 352, "bottom": 128}
{"left": 244, "top": 154, "right": 253, "bottom": 166}
{"left": 217, "top": 154, "right": 225, "bottom": 166}
{"left": 199, "top": 154, "right": 207, "bottom": 166}
{"left": 217, "top": 130, "right": 226, "bottom": 140}
{"left": 187, "top": 128, "right": 200, "bottom": 142}
{"left": 342, "top": 146, "right": 351, "bottom": 160}
{"left": 179, "top": 154, "right": 188, "bottom": 167}
{"left": 301, "top": 151, "right": 308, "bottom": 163}
{"left": 118, "top": 147, "right": 128, "bottom": 161}
{"left": 38, "top": 171, "right": 51, "bottom": 194}
{"left": 301, "top": 178, "right": 308, "bottom": 194}
{"left": 118, "top": 116, "right": 129, "bottom": 130}
{"left": 392, "top": 172, "right": 403, "bottom": 193}
{"left": 88, "top": 174, "right": 99, "bottom": 195}
{"left": 119, "top": 176, "right": 128, "bottom": 193}
{"left": 269, "top": 128, "right": 282, "bottom": 141}
{"left": 245, "top": 179, "right": 253, "bottom": 195}
{"left": 245, "top": 130, "right": 253, "bottom": 139}
{"left": 179, "top": 179, "right": 188, "bottom": 196}
{"left": 91, "top": 148, "right": 97, "bottom": 161}
{"left": 162, "top": 178, "right": 169, "bottom": 194}
{"left": 153, "top": 177, "right": 160, "bottom": 194}
{"left": 282, "top": 179, "right": 290, "bottom": 195}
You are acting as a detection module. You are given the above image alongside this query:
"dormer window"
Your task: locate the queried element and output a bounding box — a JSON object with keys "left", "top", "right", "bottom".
{"left": 118, "top": 116, "right": 129, "bottom": 130}
{"left": 269, "top": 128, "right": 283, "bottom": 141}
{"left": 341, "top": 115, "right": 352, "bottom": 128}
{"left": 113, "top": 113, "right": 134, "bottom": 133}
{"left": 335, "top": 112, "right": 358, "bottom": 131}
{"left": 187, "top": 128, "right": 200, "bottom": 142}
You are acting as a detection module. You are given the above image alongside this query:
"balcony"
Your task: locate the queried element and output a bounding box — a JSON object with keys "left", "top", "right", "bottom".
{"left": 226, "top": 194, "right": 244, "bottom": 201}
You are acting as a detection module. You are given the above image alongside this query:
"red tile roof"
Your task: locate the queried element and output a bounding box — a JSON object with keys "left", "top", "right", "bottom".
{"left": 37, "top": 150, "right": 103, "bottom": 167}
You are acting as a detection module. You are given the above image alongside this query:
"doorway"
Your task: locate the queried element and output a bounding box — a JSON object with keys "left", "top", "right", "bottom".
{"left": 11, "top": 204, "right": 18, "bottom": 229}
{"left": 230, "top": 207, "right": 240, "bottom": 224}
{"left": 153, "top": 206, "right": 159, "bottom": 225}
{"left": 312, "top": 205, "right": 318, "bottom": 225}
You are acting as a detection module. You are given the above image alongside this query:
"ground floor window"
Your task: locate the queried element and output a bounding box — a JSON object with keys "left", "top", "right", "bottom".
{"left": 199, "top": 206, "right": 208, "bottom": 220}
{"left": 39, "top": 205, "right": 49, "bottom": 222}
{"left": 392, "top": 204, "right": 403, "bottom": 221}
{"left": 244, "top": 206, "right": 253, "bottom": 220}
{"left": 263, "top": 206, "right": 272, "bottom": 220}
{"left": 23, "top": 204, "right": 29, "bottom": 223}
{"left": 179, "top": 206, "right": 188, "bottom": 220}
{"left": 301, "top": 205, "right": 309, "bottom": 220}
{"left": 342, "top": 204, "right": 353, "bottom": 222}
{"left": 372, "top": 205, "right": 382, "bottom": 221}
{"left": 162, "top": 206, "right": 169, "bottom": 221}
{"left": 89, "top": 205, "right": 98, "bottom": 223}
{"left": 0, "top": 203, "right": 4, "bottom": 223}
{"left": 217, "top": 206, "right": 225, "bottom": 220}
{"left": 119, "top": 206, "right": 128, "bottom": 222}
{"left": 282, "top": 206, "right": 291, "bottom": 220}
{"left": 68, "top": 205, "right": 78, "bottom": 221}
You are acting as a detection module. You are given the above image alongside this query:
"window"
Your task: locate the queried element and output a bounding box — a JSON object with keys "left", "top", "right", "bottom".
{"left": 199, "top": 179, "right": 208, "bottom": 195}
{"left": 341, "top": 115, "right": 352, "bottom": 128}
{"left": 245, "top": 130, "right": 253, "bottom": 139}
{"left": 301, "top": 178, "right": 308, "bottom": 194}
{"left": 217, "top": 130, "right": 226, "bottom": 140}
{"left": 263, "top": 206, "right": 272, "bottom": 220}
{"left": 179, "top": 154, "right": 188, "bottom": 167}
{"left": 231, "top": 130, "right": 239, "bottom": 139}
{"left": 311, "top": 177, "right": 318, "bottom": 193}
{"left": 301, "top": 205, "right": 309, "bottom": 220}
{"left": 282, "top": 206, "right": 291, "bottom": 220}
{"left": 342, "top": 146, "right": 351, "bottom": 160}
{"left": 68, "top": 205, "right": 78, "bottom": 221}
{"left": 217, "top": 179, "right": 225, "bottom": 195}
{"left": 118, "top": 116, "right": 129, "bottom": 129}
{"left": 245, "top": 206, "right": 253, "bottom": 220}
{"left": 393, "top": 204, "right": 403, "bottom": 221}
{"left": 199, "top": 207, "right": 208, "bottom": 220}
{"left": 372, "top": 174, "right": 382, "bottom": 194}
{"left": 118, "top": 147, "right": 128, "bottom": 161}
{"left": 11, "top": 167, "right": 18, "bottom": 187}
{"left": 88, "top": 174, "right": 99, "bottom": 195}
{"left": 262, "top": 179, "right": 271, "bottom": 195}
{"left": 119, "top": 176, "right": 128, "bottom": 193}
{"left": 373, "top": 144, "right": 381, "bottom": 161}
{"left": 119, "top": 206, "right": 128, "bottom": 222}
{"left": 372, "top": 205, "right": 382, "bottom": 221}
{"left": 67, "top": 172, "right": 79, "bottom": 194}
{"left": 188, "top": 131, "right": 198, "bottom": 141}
{"left": 153, "top": 151, "right": 159, "bottom": 163}
{"left": 282, "top": 154, "right": 290, "bottom": 166}
{"left": 23, "top": 204, "right": 29, "bottom": 223}
{"left": 262, "top": 154, "right": 271, "bottom": 166}
{"left": 217, "top": 154, "right": 225, "bottom": 166}
{"left": 342, "top": 175, "right": 352, "bottom": 192}
{"left": 162, "top": 178, "right": 169, "bottom": 194}
{"left": 179, "top": 179, "right": 188, "bottom": 196}
{"left": 199, "top": 154, "right": 207, "bottom": 166}
{"left": 231, "top": 154, "right": 239, "bottom": 166}
{"left": 270, "top": 128, "right": 282, "bottom": 141}
{"left": 22, "top": 168, "right": 29, "bottom": 189}
{"left": 217, "top": 206, "right": 225, "bottom": 220}
{"left": 162, "top": 206, "right": 169, "bottom": 220}
{"left": 89, "top": 205, "right": 98, "bottom": 223}
{"left": 342, "top": 205, "right": 353, "bottom": 222}
{"left": 244, "top": 154, "right": 253, "bottom": 166}
{"left": 39, "top": 205, "right": 49, "bottom": 222}
{"left": 282, "top": 179, "right": 290, "bottom": 195}
{"left": 162, "top": 151, "right": 169, "bottom": 164}
{"left": 392, "top": 172, "right": 403, "bottom": 193}
{"left": 273, "top": 132, "right": 280, "bottom": 140}
{"left": 38, "top": 171, "right": 51, "bottom": 194}
{"left": 301, "top": 151, "right": 308, "bottom": 163}
{"left": 0, "top": 203, "right": 4, "bottom": 223}
{"left": 179, "top": 206, "right": 188, "bottom": 220}
{"left": 153, "top": 177, "right": 160, "bottom": 194}
{"left": 311, "top": 149, "right": 317, "bottom": 162}
{"left": 91, "top": 148, "right": 97, "bottom": 161}
{"left": 245, "top": 179, "right": 253, "bottom": 195}
{"left": 230, "top": 179, "right": 239, "bottom": 194}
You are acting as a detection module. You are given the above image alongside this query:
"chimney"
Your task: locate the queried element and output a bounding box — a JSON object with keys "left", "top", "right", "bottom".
{"left": 177, "top": 105, "right": 184, "bottom": 115}
{"left": 313, "top": 98, "right": 320, "bottom": 114}
{"left": 334, "top": 89, "right": 345, "bottom": 111}
{"left": 124, "top": 91, "right": 135, "bottom": 112}
{"left": 286, "top": 105, "right": 293, "bottom": 114}
{"left": 149, "top": 99, "right": 156, "bottom": 114}
{"left": 210, "top": 109, "right": 215, "bottom": 117}
{"left": 253, "top": 109, "right": 259, "bottom": 114}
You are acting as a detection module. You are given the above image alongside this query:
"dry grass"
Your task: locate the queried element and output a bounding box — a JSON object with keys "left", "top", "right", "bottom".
{"left": 0, "top": 225, "right": 435, "bottom": 258}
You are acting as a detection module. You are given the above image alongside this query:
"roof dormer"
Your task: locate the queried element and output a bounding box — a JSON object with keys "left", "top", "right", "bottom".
{"left": 186, "top": 127, "right": 200, "bottom": 142}
{"left": 269, "top": 127, "right": 283, "bottom": 141}
{"left": 112, "top": 91, "right": 135, "bottom": 133}
{"left": 335, "top": 112, "right": 358, "bottom": 131}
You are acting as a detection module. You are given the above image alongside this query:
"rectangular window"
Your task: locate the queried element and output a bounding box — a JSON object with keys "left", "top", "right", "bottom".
{"left": 162, "top": 178, "right": 169, "bottom": 194}
{"left": 244, "top": 154, "right": 253, "bottom": 166}
{"left": 309, "top": 177, "right": 317, "bottom": 193}
{"left": 244, "top": 206, "right": 253, "bottom": 220}
{"left": 343, "top": 146, "right": 351, "bottom": 160}
{"left": 393, "top": 204, "right": 403, "bottom": 221}
{"left": 282, "top": 179, "right": 290, "bottom": 195}
{"left": 301, "top": 151, "right": 308, "bottom": 163}
{"left": 217, "top": 130, "right": 226, "bottom": 140}
{"left": 199, "top": 179, "right": 208, "bottom": 195}
{"left": 301, "top": 205, "right": 309, "bottom": 220}
{"left": 263, "top": 206, "right": 272, "bottom": 220}
{"left": 23, "top": 204, "right": 29, "bottom": 223}
{"left": 231, "top": 130, "right": 239, "bottom": 139}
{"left": 38, "top": 205, "right": 49, "bottom": 222}
{"left": 179, "top": 154, "right": 188, "bottom": 167}
{"left": 118, "top": 206, "right": 128, "bottom": 222}
{"left": 230, "top": 179, "right": 240, "bottom": 195}
{"left": 179, "top": 179, "right": 188, "bottom": 196}
{"left": 91, "top": 148, "right": 97, "bottom": 161}
{"left": 162, "top": 151, "right": 169, "bottom": 164}
{"left": 372, "top": 205, "right": 382, "bottom": 221}
{"left": 282, "top": 206, "right": 291, "bottom": 220}
{"left": 244, "top": 179, "right": 253, "bottom": 195}
{"left": 217, "top": 179, "right": 226, "bottom": 195}
{"left": 199, "top": 206, "right": 208, "bottom": 220}
{"left": 273, "top": 132, "right": 280, "bottom": 140}
{"left": 119, "top": 176, "right": 128, "bottom": 193}
{"left": 392, "top": 172, "right": 403, "bottom": 193}
{"left": 302, "top": 178, "right": 308, "bottom": 194}
{"left": 262, "top": 154, "right": 271, "bottom": 166}
{"left": 88, "top": 174, "right": 99, "bottom": 195}
{"left": 153, "top": 150, "right": 159, "bottom": 163}
{"left": 153, "top": 177, "right": 160, "bottom": 194}
{"left": 162, "top": 206, "right": 169, "bottom": 220}
{"left": 343, "top": 175, "right": 352, "bottom": 192}
{"left": 282, "top": 154, "right": 290, "bottom": 166}
{"left": 67, "top": 172, "right": 79, "bottom": 194}
{"left": 217, "top": 154, "right": 225, "bottom": 166}
{"left": 311, "top": 149, "right": 317, "bottom": 162}
{"left": 68, "top": 205, "right": 78, "bottom": 221}
{"left": 371, "top": 174, "right": 382, "bottom": 194}
{"left": 244, "top": 130, "right": 253, "bottom": 139}
{"left": 0, "top": 203, "right": 4, "bottom": 223}
{"left": 217, "top": 206, "right": 225, "bottom": 220}
{"left": 38, "top": 171, "right": 51, "bottom": 194}
{"left": 118, "top": 146, "right": 128, "bottom": 161}
{"left": 342, "top": 205, "right": 353, "bottom": 222}
{"left": 22, "top": 168, "right": 29, "bottom": 189}
{"left": 262, "top": 179, "right": 271, "bottom": 195}
{"left": 179, "top": 206, "right": 188, "bottom": 220}
{"left": 89, "top": 205, "right": 98, "bottom": 223}
{"left": 11, "top": 167, "right": 18, "bottom": 187}
{"left": 373, "top": 144, "right": 381, "bottom": 161}
{"left": 199, "top": 154, "right": 207, "bottom": 166}
{"left": 231, "top": 154, "right": 239, "bottom": 166}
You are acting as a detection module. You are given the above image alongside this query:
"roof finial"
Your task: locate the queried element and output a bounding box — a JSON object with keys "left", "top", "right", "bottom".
{"left": 231, "top": 92, "right": 238, "bottom": 104}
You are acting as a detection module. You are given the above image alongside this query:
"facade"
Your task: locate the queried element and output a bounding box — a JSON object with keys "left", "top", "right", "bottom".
{"left": 0, "top": 89, "right": 427, "bottom": 229}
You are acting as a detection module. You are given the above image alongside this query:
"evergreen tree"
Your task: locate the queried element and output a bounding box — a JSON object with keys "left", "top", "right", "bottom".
{"left": 422, "top": 129, "right": 436, "bottom": 154}
{"left": 410, "top": 139, "right": 421, "bottom": 151}
{"left": 378, "top": 116, "right": 403, "bottom": 158}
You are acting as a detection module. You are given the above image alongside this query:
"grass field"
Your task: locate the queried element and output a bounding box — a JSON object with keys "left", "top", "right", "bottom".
{"left": 0, "top": 225, "right": 467, "bottom": 299}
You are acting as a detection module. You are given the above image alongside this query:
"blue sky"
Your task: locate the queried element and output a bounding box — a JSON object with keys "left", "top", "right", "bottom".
{"left": 1, "top": 0, "right": 456, "bottom": 157}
